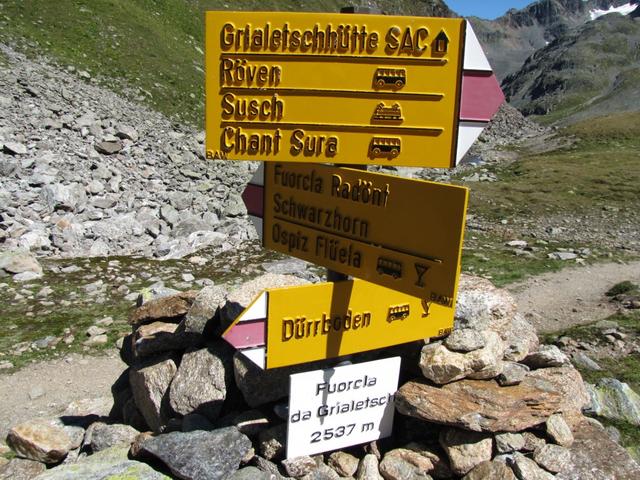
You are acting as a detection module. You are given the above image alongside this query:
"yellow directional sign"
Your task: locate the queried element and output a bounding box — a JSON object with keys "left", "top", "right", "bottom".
{"left": 223, "top": 279, "right": 455, "bottom": 369}
{"left": 259, "top": 162, "right": 468, "bottom": 302}
{"left": 205, "top": 11, "right": 466, "bottom": 167}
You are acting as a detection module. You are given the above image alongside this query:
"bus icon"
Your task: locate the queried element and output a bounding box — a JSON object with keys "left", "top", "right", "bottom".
{"left": 374, "top": 68, "right": 406, "bottom": 89}
{"left": 387, "top": 304, "right": 410, "bottom": 322}
{"left": 377, "top": 257, "right": 402, "bottom": 279}
{"left": 370, "top": 137, "right": 401, "bottom": 158}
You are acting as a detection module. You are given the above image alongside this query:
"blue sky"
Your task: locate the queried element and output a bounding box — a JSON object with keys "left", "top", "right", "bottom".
{"left": 446, "top": 0, "right": 535, "bottom": 19}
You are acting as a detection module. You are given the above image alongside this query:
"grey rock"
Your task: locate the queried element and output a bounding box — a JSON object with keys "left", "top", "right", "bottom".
{"left": 231, "top": 410, "right": 271, "bottom": 438}
{"left": 546, "top": 414, "right": 574, "bottom": 447}
{"left": 439, "top": 428, "right": 492, "bottom": 476}
{"left": 419, "top": 331, "right": 505, "bottom": 384}
{"left": 6, "top": 419, "right": 73, "bottom": 464}
{"left": 356, "top": 454, "right": 383, "bottom": 480}
{"left": 0, "top": 249, "right": 43, "bottom": 275}
{"left": 86, "top": 325, "right": 106, "bottom": 337}
{"left": 136, "top": 284, "right": 180, "bottom": 306}
{"left": 522, "top": 345, "right": 569, "bottom": 369}
{"left": 555, "top": 418, "right": 640, "bottom": 479}
{"left": 129, "top": 355, "right": 177, "bottom": 432}
{"left": 570, "top": 352, "right": 602, "bottom": 371}
{"left": 258, "top": 424, "right": 287, "bottom": 461}
{"left": 522, "top": 432, "right": 547, "bottom": 453}
{"left": 86, "top": 422, "right": 139, "bottom": 452}
{"left": 33, "top": 445, "right": 170, "bottom": 479}
{"left": 495, "top": 432, "right": 525, "bottom": 454}
{"left": 181, "top": 285, "right": 226, "bottom": 335}
{"left": 585, "top": 378, "right": 640, "bottom": 425}
{"left": 282, "top": 456, "right": 317, "bottom": 477}
{"left": 169, "top": 347, "right": 227, "bottom": 421}
{"left": 13, "top": 271, "right": 44, "bottom": 282}
{"left": 94, "top": 139, "right": 123, "bottom": 155}
{"left": 115, "top": 125, "right": 139, "bottom": 142}
{"left": 462, "top": 460, "right": 516, "bottom": 480}
{"left": 160, "top": 204, "right": 180, "bottom": 226}
{"left": 533, "top": 443, "right": 571, "bottom": 473}
{"left": 61, "top": 397, "right": 113, "bottom": 427}
{"left": 169, "top": 192, "right": 193, "bottom": 211}
{"left": 42, "top": 183, "right": 85, "bottom": 212}
{"left": 549, "top": 251, "right": 578, "bottom": 261}
{"left": 454, "top": 275, "right": 518, "bottom": 335}
{"left": 502, "top": 313, "right": 540, "bottom": 362}
{"left": 497, "top": 362, "right": 529, "bottom": 386}
{"left": 83, "top": 334, "right": 108, "bottom": 346}
{"left": 228, "top": 466, "right": 274, "bottom": 480}
{"left": 444, "top": 328, "right": 486, "bottom": 352}
{"left": 132, "top": 321, "right": 198, "bottom": 358}
{"left": 301, "top": 463, "right": 341, "bottom": 480}
{"left": 328, "top": 451, "right": 359, "bottom": 477}
{"left": 223, "top": 192, "right": 247, "bottom": 217}
{"left": 0, "top": 458, "right": 46, "bottom": 480}
{"left": 379, "top": 448, "right": 434, "bottom": 479}
{"left": 2, "top": 142, "right": 27, "bottom": 155}
{"left": 510, "top": 452, "right": 555, "bottom": 480}
{"left": 139, "top": 427, "right": 252, "bottom": 480}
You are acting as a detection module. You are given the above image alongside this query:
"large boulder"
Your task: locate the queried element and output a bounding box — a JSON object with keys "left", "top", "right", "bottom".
{"left": 419, "top": 331, "right": 505, "bottom": 384}
{"left": 455, "top": 275, "right": 518, "bottom": 335}
{"left": 585, "top": 378, "right": 640, "bottom": 426}
{"left": 439, "top": 428, "right": 492, "bottom": 476}
{"left": 0, "top": 249, "right": 43, "bottom": 276}
{"left": 32, "top": 445, "right": 171, "bottom": 479}
{"left": 129, "top": 355, "right": 177, "bottom": 432}
{"left": 137, "top": 427, "right": 253, "bottom": 480}
{"left": 6, "top": 419, "right": 73, "bottom": 464}
{"left": 129, "top": 291, "right": 198, "bottom": 327}
{"left": 169, "top": 347, "right": 227, "bottom": 421}
{"left": 556, "top": 418, "right": 640, "bottom": 479}
{"left": 396, "top": 377, "right": 562, "bottom": 433}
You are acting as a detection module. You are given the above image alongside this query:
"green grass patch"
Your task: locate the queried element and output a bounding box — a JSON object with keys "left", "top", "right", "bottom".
{"left": 0, "top": 242, "right": 281, "bottom": 369}
{"left": 566, "top": 112, "right": 640, "bottom": 144}
{"left": 458, "top": 144, "right": 640, "bottom": 221}
{"left": 544, "top": 311, "right": 640, "bottom": 391}
{"left": 461, "top": 231, "right": 570, "bottom": 286}
{"left": 0, "top": 0, "right": 206, "bottom": 124}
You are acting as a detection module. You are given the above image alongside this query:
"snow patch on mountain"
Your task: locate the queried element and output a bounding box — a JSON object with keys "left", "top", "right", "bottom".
{"left": 590, "top": 2, "right": 637, "bottom": 20}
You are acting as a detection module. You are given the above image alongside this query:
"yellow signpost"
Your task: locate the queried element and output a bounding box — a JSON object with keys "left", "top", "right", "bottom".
{"left": 223, "top": 278, "right": 455, "bottom": 369}
{"left": 261, "top": 162, "right": 468, "bottom": 302}
{"left": 205, "top": 11, "right": 466, "bottom": 168}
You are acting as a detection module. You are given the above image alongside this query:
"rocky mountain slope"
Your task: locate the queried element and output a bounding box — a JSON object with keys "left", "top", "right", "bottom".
{"left": 469, "top": 0, "right": 638, "bottom": 80}
{"left": 502, "top": 13, "right": 640, "bottom": 124}
{"left": 0, "top": 45, "right": 256, "bottom": 260}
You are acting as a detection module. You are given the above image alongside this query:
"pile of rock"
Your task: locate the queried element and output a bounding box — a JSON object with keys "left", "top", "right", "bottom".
{"left": 0, "top": 44, "right": 255, "bottom": 260}
{"left": 3, "top": 273, "right": 640, "bottom": 479}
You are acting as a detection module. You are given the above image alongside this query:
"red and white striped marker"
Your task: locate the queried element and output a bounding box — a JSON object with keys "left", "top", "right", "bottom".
{"left": 222, "top": 290, "right": 267, "bottom": 369}
{"left": 457, "top": 21, "right": 505, "bottom": 163}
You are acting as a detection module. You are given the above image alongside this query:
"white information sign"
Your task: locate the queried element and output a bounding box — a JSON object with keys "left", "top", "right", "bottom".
{"left": 286, "top": 357, "right": 401, "bottom": 458}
